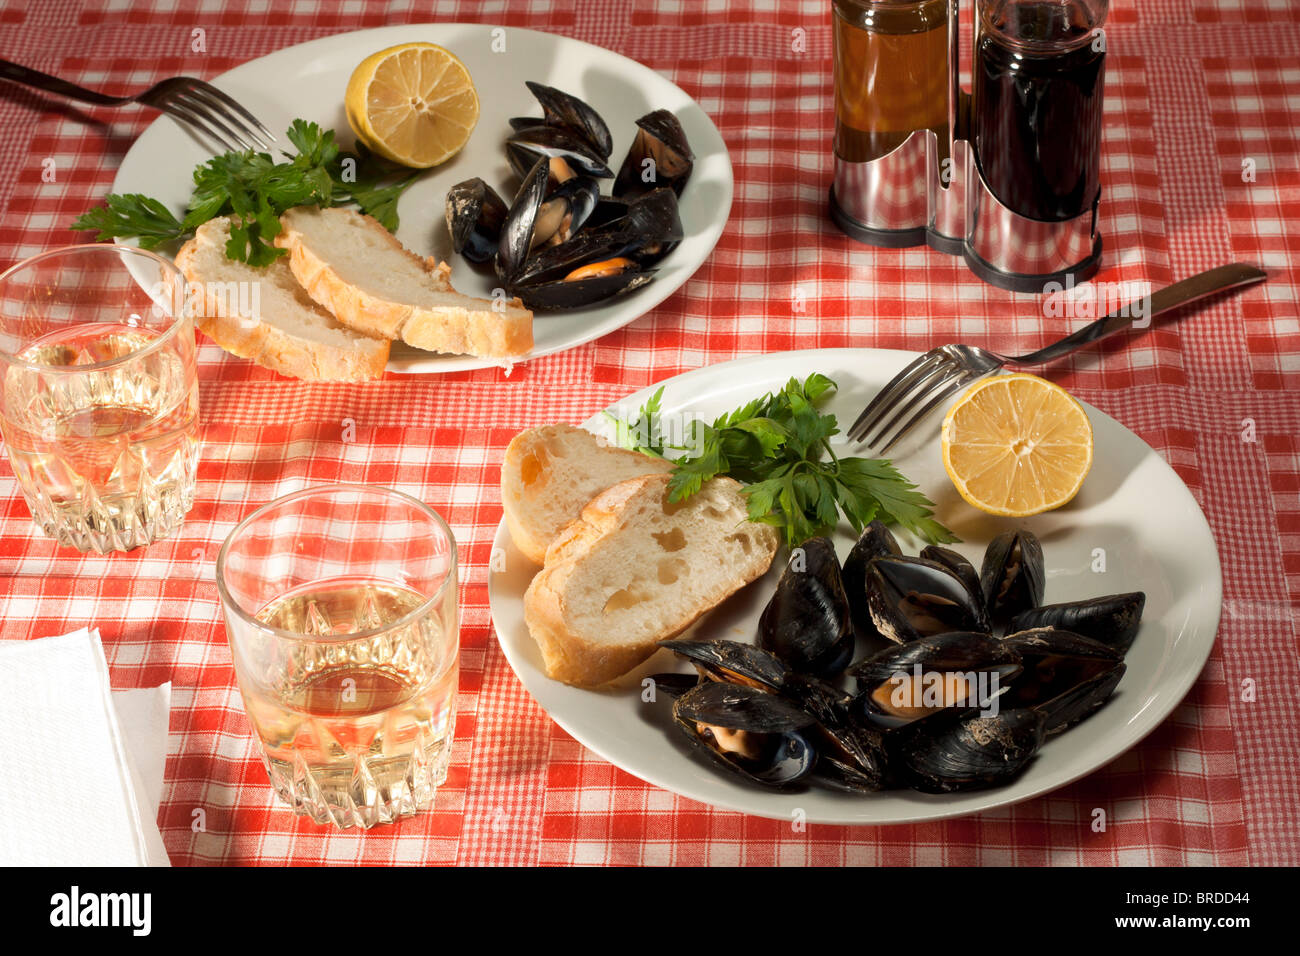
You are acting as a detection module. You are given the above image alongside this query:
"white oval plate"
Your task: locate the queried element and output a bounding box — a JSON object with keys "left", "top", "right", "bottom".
{"left": 111, "top": 23, "right": 732, "bottom": 373}
{"left": 487, "top": 349, "right": 1223, "bottom": 824}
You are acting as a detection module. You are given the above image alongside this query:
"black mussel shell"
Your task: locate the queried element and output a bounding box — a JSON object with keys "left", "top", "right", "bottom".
{"left": 529, "top": 176, "right": 602, "bottom": 249}
{"left": 849, "top": 631, "right": 1022, "bottom": 726}
{"left": 644, "top": 672, "right": 699, "bottom": 701}
{"left": 614, "top": 109, "right": 694, "bottom": 198}
{"left": 511, "top": 268, "right": 654, "bottom": 311}
{"left": 658, "top": 638, "right": 790, "bottom": 692}
{"left": 445, "top": 178, "right": 508, "bottom": 264}
{"left": 757, "top": 537, "right": 855, "bottom": 678}
{"left": 672, "top": 682, "right": 818, "bottom": 787}
{"left": 842, "top": 520, "right": 903, "bottom": 641}
{"left": 506, "top": 143, "right": 585, "bottom": 185}
{"left": 781, "top": 671, "right": 854, "bottom": 728}
{"left": 524, "top": 81, "right": 613, "bottom": 160}
{"left": 981, "top": 530, "right": 1046, "bottom": 625}
{"left": 865, "top": 555, "right": 992, "bottom": 643}
{"left": 920, "top": 546, "right": 984, "bottom": 611}
{"left": 1001, "top": 627, "right": 1125, "bottom": 734}
{"left": 584, "top": 196, "right": 632, "bottom": 230}
{"left": 506, "top": 124, "right": 613, "bottom": 179}
{"left": 508, "top": 116, "right": 547, "bottom": 133}
{"left": 893, "top": 707, "right": 1045, "bottom": 793}
{"left": 1008, "top": 592, "right": 1146, "bottom": 656}
{"left": 496, "top": 157, "right": 550, "bottom": 283}
{"left": 813, "top": 721, "right": 890, "bottom": 792}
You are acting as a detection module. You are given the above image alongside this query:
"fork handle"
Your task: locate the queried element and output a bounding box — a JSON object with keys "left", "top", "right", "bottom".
{"left": 1010, "top": 263, "right": 1269, "bottom": 366}
{"left": 0, "top": 58, "right": 127, "bottom": 105}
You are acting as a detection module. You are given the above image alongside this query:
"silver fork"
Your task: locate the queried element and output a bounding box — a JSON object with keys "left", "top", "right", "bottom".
{"left": 0, "top": 58, "right": 275, "bottom": 153}
{"left": 848, "top": 262, "right": 1268, "bottom": 453}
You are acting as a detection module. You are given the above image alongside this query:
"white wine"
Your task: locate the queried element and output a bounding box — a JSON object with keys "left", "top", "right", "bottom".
{"left": 242, "top": 579, "right": 458, "bottom": 828}
{"left": 1, "top": 323, "right": 198, "bottom": 551}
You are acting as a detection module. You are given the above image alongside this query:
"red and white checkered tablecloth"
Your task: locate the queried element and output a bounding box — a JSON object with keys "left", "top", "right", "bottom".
{"left": 0, "top": 0, "right": 1297, "bottom": 866}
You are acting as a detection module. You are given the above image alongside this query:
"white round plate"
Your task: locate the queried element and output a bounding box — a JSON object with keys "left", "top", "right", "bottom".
{"left": 488, "top": 349, "right": 1223, "bottom": 824}
{"left": 111, "top": 23, "right": 732, "bottom": 373}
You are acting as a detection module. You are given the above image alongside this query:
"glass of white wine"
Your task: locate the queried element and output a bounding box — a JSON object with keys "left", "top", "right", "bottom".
{"left": 216, "top": 484, "right": 459, "bottom": 829}
{"left": 0, "top": 244, "right": 198, "bottom": 552}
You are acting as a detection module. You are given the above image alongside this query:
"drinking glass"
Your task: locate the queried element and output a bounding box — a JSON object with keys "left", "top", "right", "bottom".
{"left": 216, "top": 484, "right": 459, "bottom": 829}
{"left": 0, "top": 243, "right": 198, "bottom": 552}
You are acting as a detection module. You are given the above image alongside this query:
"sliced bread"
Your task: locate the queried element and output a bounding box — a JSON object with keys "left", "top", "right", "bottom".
{"left": 174, "top": 217, "right": 390, "bottom": 382}
{"left": 274, "top": 206, "right": 534, "bottom": 360}
{"left": 523, "top": 473, "right": 779, "bottom": 687}
{"left": 502, "top": 424, "right": 675, "bottom": 564}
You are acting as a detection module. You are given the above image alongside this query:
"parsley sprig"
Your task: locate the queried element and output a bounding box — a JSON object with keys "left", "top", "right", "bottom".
{"left": 613, "top": 374, "right": 956, "bottom": 548}
{"left": 71, "top": 120, "right": 419, "bottom": 266}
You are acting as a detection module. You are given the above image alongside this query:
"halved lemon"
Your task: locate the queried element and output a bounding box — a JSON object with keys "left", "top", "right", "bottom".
{"left": 344, "top": 42, "right": 479, "bottom": 168}
{"left": 940, "top": 373, "right": 1094, "bottom": 517}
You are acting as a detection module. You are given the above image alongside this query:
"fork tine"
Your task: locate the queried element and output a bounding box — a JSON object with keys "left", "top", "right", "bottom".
{"left": 183, "top": 82, "right": 274, "bottom": 150}
{"left": 847, "top": 350, "right": 945, "bottom": 442}
{"left": 861, "top": 355, "right": 958, "bottom": 447}
{"left": 159, "top": 99, "right": 242, "bottom": 152}
{"left": 169, "top": 90, "right": 256, "bottom": 151}
{"left": 875, "top": 369, "right": 986, "bottom": 455}
{"left": 186, "top": 80, "right": 276, "bottom": 145}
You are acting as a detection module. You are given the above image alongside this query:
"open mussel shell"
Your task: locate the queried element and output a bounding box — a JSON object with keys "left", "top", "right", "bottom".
{"left": 506, "top": 124, "right": 614, "bottom": 179}
{"left": 842, "top": 520, "right": 903, "bottom": 642}
{"left": 524, "top": 80, "right": 613, "bottom": 160}
{"left": 658, "top": 638, "right": 790, "bottom": 692}
{"left": 920, "top": 546, "right": 984, "bottom": 610}
{"left": 531, "top": 176, "right": 602, "bottom": 249}
{"left": 757, "top": 536, "right": 855, "bottom": 678}
{"left": 497, "top": 157, "right": 550, "bottom": 284}
{"left": 1008, "top": 592, "right": 1146, "bottom": 656}
{"left": 865, "top": 555, "right": 992, "bottom": 643}
{"left": 848, "top": 631, "right": 1022, "bottom": 727}
{"left": 981, "top": 530, "right": 1046, "bottom": 625}
{"left": 1001, "top": 627, "right": 1125, "bottom": 734}
{"left": 645, "top": 672, "right": 700, "bottom": 701}
{"left": 445, "top": 178, "right": 508, "bottom": 265}
{"left": 512, "top": 267, "right": 655, "bottom": 311}
{"left": 615, "top": 109, "right": 694, "bottom": 198}
{"left": 672, "top": 682, "right": 818, "bottom": 787}
{"left": 892, "top": 706, "right": 1046, "bottom": 793}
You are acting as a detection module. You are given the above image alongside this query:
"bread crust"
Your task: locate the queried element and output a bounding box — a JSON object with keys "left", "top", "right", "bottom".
{"left": 275, "top": 208, "right": 534, "bottom": 360}
{"left": 501, "top": 425, "right": 674, "bottom": 564}
{"left": 523, "top": 474, "right": 779, "bottom": 687}
{"left": 174, "top": 223, "right": 389, "bottom": 382}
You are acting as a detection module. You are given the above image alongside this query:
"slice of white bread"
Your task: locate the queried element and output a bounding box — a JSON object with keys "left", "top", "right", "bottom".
{"left": 523, "top": 473, "right": 780, "bottom": 687}
{"left": 502, "top": 425, "right": 675, "bottom": 564}
{"left": 175, "top": 217, "right": 390, "bottom": 382}
{"left": 274, "top": 206, "right": 533, "bottom": 360}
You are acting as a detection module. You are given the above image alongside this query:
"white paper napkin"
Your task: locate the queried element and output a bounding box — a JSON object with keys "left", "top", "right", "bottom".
{"left": 0, "top": 628, "right": 171, "bottom": 866}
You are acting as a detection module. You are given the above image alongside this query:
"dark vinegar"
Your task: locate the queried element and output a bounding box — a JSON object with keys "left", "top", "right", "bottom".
{"left": 973, "top": 1, "right": 1105, "bottom": 221}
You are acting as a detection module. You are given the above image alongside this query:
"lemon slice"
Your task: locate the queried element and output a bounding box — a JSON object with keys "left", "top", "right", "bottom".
{"left": 940, "top": 373, "right": 1094, "bottom": 517}
{"left": 344, "top": 42, "right": 478, "bottom": 168}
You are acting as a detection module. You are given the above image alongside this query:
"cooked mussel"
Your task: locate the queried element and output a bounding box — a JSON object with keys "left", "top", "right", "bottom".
{"left": 511, "top": 263, "right": 655, "bottom": 311}
{"left": 865, "top": 555, "right": 992, "bottom": 643}
{"left": 757, "top": 536, "right": 855, "bottom": 678}
{"left": 892, "top": 706, "right": 1046, "bottom": 793}
{"left": 1001, "top": 627, "right": 1125, "bottom": 734}
{"left": 980, "top": 530, "right": 1045, "bottom": 625}
{"left": 445, "top": 178, "right": 507, "bottom": 265}
{"left": 644, "top": 672, "right": 700, "bottom": 700}
{"left": 1008, "top": 592, "right": 1146, "bottom": 655}
{"left": 614, "top": 109, "right": 694, "bottom": 198}
{"left": 658, "top": 638, "right": 790, "bottom": 692}
{"left": 506, "top": 124, "right": 613, "bottom": 180}
{"left": 813, "top": 720, "right": 889, "bottom": 792}
{"left": 496, "top": 157, "right": 550, "bottom": 283}
{"left": 842, "top": 520, "right": 902, "bottom": 642}
{"left": 524, "top": 80, "right": 613, "bottom": 160}
{"left": 849, "top": 631, "right": 1022, "bottom": 726}
{"left": 920, "top": 546, "right": 984, "bottom": 611}
{"left": 672, "top": 682, "right": 818, "bottom": 787}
